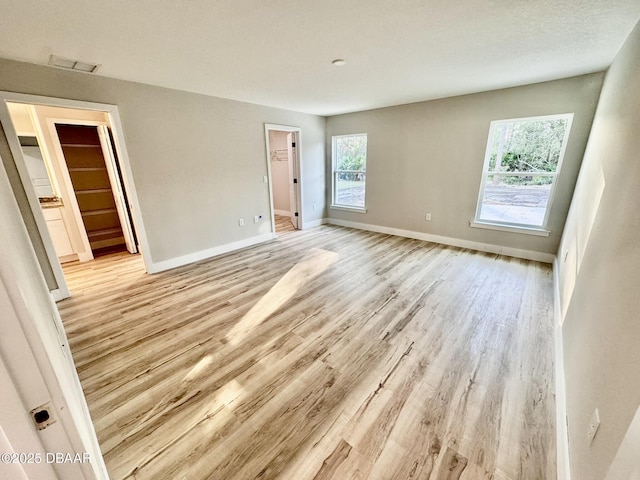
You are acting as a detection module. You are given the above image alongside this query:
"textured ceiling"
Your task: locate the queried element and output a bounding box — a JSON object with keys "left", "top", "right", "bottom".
{"left": 1, "top": 0, "right": 639, "bottom": 115}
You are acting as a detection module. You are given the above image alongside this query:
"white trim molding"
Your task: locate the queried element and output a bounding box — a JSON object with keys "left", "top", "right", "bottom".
{"left": 49, "top": 288, "right": 67, "bottom": 302}
{"left": 553, "top": 257, "right": 572, "bottom": 480}
{"left": 0, "top": 90, "right": 152, "bottom": 312}
{"left": 470, "top": 220, "right": 550, "bottom": 237}
{"left": 327, "top": 218, "right": 555, "bottom": 263}
{"left": 147, "top": 233, "right": 276, "bottom": 273}
{"left": 264, "top": 123, "right": 303, "bottom": 234}
{"left": 302, "top": 218, "right": 326, "bottom": 229}
{"left": 330, "top": 205, "right": 367, "bottom": 214}
{"left": 473, "top": 113, "right": 574, "bottom": 232}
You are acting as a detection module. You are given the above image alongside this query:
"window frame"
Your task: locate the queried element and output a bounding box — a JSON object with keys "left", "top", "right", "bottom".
{"left": 472, "top": 113, "right": 574, "bottom": 234}
{"left": 331, "top": 133, "right": 368, "bottom": 212}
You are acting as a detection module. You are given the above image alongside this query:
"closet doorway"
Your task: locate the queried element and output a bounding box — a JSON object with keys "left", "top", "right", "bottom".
{"left": 54, "top": 123, "right": 136, "bottom": 256}
{"left": 265, "top": 124, "right": 302, "bottom": 234}
{"left": 0, "top": 93, "right": 147, "bottom": 300}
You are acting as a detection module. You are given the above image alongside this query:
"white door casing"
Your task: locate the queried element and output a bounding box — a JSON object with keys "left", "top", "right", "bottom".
{"left": 0, "top": 91, "right": 152, "bottom": 283}
{"left": 97, "top": 125, "right": 137, "bottom": 254}
{"left": 264, "top": 124, "right": 302, "bottom": 234}
{"left": 0, "top": 101, "right": 71, "bottom": 300}
{"left": 0, "top": 150, "right": 109, "bottom": 478}
{"left": 45, "top": 118, "right": 96, "bottom": 263}
{"left": 286, "top": 131, "right": 299, "bottom": 229}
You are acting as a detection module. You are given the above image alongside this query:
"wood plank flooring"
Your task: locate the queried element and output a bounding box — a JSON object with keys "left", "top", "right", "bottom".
{"left": 57, "top": 225, "right": 556, "bottom": 480}
{"left": 275, "top": 214, "right": 296, "bottom": 233}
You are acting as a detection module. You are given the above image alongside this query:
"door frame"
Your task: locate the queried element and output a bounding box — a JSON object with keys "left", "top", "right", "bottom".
{"left": 0, "top": 92, "right": 152, "bottom": 299}
{"left": 45, "top": 118, "right": 138, "bottom": 257}
{"left": 0, "top": 156, "right": 109, "bottom": 478}
{"left": 98, "top": 124, "right": 138, "bottom": 254}
{"left": 286, "top": 131, "right": 299, "bottom": 229}
{"left": 46, "top": 117, "right": 107, "bottom": 262}
{"left": 264, "top": 123, "right": 303, "bottom": 233}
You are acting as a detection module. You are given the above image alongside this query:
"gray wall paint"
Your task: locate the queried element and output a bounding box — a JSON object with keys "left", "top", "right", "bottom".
{"left": 326, "top": 74, "right": 604, "bottom": 255}
{"left": 0, "top": 58, "right": 325, "bottom": 265}
{"left": 558, "top": 20, "right": 640, "bottom": 480}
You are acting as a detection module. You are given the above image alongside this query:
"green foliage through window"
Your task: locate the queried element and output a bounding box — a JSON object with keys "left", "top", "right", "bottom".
{"left": 488, "top": 118, "right": 568, "bottom": 182}
{"left": 333, "top": 134, "right": 367, "bottom": 208}
{"left": 336, "top": 135, "right": 367, "bottom": 171}
{"left": 476, "top": 114, "right": 573, "bottom": 228}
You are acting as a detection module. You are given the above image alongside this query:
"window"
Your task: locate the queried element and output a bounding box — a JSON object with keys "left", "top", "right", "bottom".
{"left": 474, "top": 114, "right": 573, "bottom": 232}
{"left": 332, "top": 134, "right": 367, "bottom": 210}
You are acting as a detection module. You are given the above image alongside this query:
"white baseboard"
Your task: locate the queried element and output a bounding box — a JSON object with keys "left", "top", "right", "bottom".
{"left": 58, "top": 254, "right": 78, "bottom": 264}
{"left": 274, "top": 209, "right": 291, "bottom": 217}
{"left": 553, "top": 257, "right": 572, "bottom": 480}
{"left": 147, "top": 233, "right": 276, "bottom": 273}
{"left": 326, "top": 218, "right": 555, "bottom": 263}
{"left": 302, "top": 218, "right": 327, "bottom": 229}
{"left": 77, "top": 251, "right": 94, "bottom": 262}
{"left": 50, "top": 288, "right": 70, "bottom": 302}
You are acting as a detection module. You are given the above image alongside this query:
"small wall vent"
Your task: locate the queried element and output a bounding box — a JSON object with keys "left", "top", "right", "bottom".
{"left": 48, "top": 55, "right": 101, "bottom": 74}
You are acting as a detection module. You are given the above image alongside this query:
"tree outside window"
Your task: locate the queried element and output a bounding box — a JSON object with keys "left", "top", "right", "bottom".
{"left": 332, "top": 134, "right": 367, "bottom": 209}
{"left": 476, "top": 114, "right": 573, "bottom": 229}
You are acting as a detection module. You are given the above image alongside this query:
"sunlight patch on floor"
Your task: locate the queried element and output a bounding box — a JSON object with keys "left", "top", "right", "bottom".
{"left": 225, "top": 248, "right": 339, "bottom": 345}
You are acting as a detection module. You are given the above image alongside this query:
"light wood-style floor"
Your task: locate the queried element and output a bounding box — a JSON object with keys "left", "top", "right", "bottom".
{"left": 275, "top": 214, "right": 296, "bottom": 233}
{"left": 58, "top": 225, "right": 556, "bottom": 480}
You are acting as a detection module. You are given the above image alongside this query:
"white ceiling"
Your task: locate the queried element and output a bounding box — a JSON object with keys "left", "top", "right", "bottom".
{"left": 1, "top": 0, "right": 639, "bottom": 116}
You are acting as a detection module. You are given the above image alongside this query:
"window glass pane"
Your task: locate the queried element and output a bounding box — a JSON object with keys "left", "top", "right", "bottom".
{"left": 335, "top": 172, "right": 365, "bottom": 208}
{"left": 333, "top": 134, "right": 367, "bottom": 207}
{"left": 488, "top": 118, "right": 568, "bottom": 173}
{"left": 479, "top": 175, "right": 553, "bottom": 227}
{"left": 336, "top": 135, "right": 367, "bottom": 171}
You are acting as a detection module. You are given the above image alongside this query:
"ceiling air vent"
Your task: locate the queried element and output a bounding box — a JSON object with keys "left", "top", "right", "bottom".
{"left": 48, "top": 55, "right": 101, "bottom": 73}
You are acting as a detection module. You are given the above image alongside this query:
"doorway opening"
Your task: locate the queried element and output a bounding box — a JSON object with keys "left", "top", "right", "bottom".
{"left": 0, "top": 94, "right": 148, "bottom": 300}
{"left": 265, "top": 124, "right": 302, "bottom": 235}
{"left": 54, "top": 122, "right": 136, "bottom": 257}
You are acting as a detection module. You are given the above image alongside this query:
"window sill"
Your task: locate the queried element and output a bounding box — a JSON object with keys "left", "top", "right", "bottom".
{"left": 470, "top": 221, "right": 550, "bottom": 237}
{"left": 330, "top": 205, "right": 367, "bottom": 214}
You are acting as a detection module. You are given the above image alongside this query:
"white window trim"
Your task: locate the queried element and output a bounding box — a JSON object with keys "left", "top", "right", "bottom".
{"left": 330, "top": 204, "right": 368, "bottom": 214}
{"left": 473, "top": 113, "right": 574, "bottom": 233}
{"left": 469, "top": 220, "right": 550, "bottom": 237}
{"left": 331, "top": 133, "right": 368, "bottom": 211}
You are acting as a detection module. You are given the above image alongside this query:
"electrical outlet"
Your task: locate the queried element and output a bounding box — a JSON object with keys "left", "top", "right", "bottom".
{"left": 238, "top": 218, "right": 244, "bottom": 226}
{"left": 587, "top": 408, "right": 600, "bottom": 443}
{"left": 425, "top": 213, "right": 432, "bottom": 221}
{"left": 263, "top": 175, "right": 268, "bottom": 184}
{"left": 254, "top": 215, "right": 260, "bottom": 223}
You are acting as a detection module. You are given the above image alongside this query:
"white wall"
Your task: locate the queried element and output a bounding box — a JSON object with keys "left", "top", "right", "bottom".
{"left": 326, "top": 73, "right": 604, "bottom": 256}
{"left": 557, "top": 19, "right": 640, "bottom": 480}
{"left": 604, "top": 406, "right": 640, "bottom": 480}
{"left": 0, "top": 57, "right": 326, "bottom": 268}
{"left": 0, "top": 146, "right": 108, "bottom": 478}
{"left": 269, "top": 130, "right": 290, "bottom": 213}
